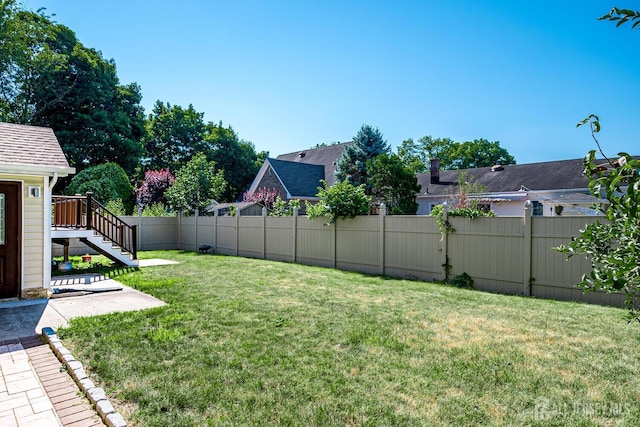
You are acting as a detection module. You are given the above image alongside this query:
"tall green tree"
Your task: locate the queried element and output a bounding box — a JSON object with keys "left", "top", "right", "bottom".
{"left": 335, "top": 124, "right": 389, "bottom": 188}
{"left": 396, "top": 138, "right": 429, "bottom": 174}
{"left": 0, "top": 3, "right": 145, "bottom": 176}
{"left": 165, "top": 153, "right": 227, "bottom": 214}
{"left": 143, "top": 101, "right": 208, "bottom": 173}
{"left": 424, "top": 137, "right": 515, "bottom": 170}
{"left": 0, "top": 2, "right": 69, "bottom": 123}
{"left": 205, "top": 121, "right": 260, "bottom": 202}
{"left": 367, "top": 153, "right": 420, "bottom": 214}
{"left": 143, "top": 105, "right": 262, "bottom": 202}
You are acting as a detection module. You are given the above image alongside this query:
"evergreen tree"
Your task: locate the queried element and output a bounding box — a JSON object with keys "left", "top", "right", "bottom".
{"left": 335, "top": 124, "right": 389, "bottom": 188}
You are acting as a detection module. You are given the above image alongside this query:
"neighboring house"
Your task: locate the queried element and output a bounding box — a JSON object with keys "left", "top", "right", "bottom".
{"left": 0, "top": 122, "right": 75, "bottom": 299}
{"left": 207, "top": 201, "right": 263, "bottom": 216}
{"left": 274, "top": 143, "right": 349, "bottom": 187}
{"left": 246, "top": 143, "right": 350, "bottom": 212}
{"left": 416, "top": 158, "right": 607, "bottom": 216}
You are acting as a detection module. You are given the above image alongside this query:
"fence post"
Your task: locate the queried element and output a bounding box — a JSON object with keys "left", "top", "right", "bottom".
{"left": 441, "top": 202, "right": 449, "bottom": 282}
{"left": 379, "top": 204, "right": 386, "bottom": 275}
{"left": 332, "top": 221, "right": 337, "bottom": 269}
{"left": 235, "top": 210, "right": 239, "bottom": 256}
{"left": 213, "top": 208, "right": 218, "bottom": 253}
{"left": 292, "top": 207, "right": 298, "bottom": 263}
{"left": 137, "top": 206, "right": 142, "bottom": 251}
{"left": 523, "top": 201, "right": 533, "bottom": 296}
{"left": 195, "top": 208, "right": 199, "bottom": 252}
{"left": 178, "top": 211, "right": 182, "bottom": 250}
{"left": 262, "top": 206, "right": 267, "bottom": 259}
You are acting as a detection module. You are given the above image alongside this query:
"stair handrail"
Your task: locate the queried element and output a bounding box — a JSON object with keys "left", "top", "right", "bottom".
{"left": 52, "top": 193, "right": 137, "bottom": 260}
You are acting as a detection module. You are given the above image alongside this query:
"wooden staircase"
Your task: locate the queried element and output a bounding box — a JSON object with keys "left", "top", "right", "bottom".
{"left": 51, "top": 193, "right": 138, "bottom": 267}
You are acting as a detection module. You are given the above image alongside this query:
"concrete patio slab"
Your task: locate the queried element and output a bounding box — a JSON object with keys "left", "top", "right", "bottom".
{"left": 0, "top": 276, "right": 166, "bottom": 342}
{"left": 138, "top": 258, "right": 180, "bottom": 267}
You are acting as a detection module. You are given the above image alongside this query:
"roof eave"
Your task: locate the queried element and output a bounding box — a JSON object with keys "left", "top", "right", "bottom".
{"left": 0, "top": 163, "right": 75, "bottom": 177}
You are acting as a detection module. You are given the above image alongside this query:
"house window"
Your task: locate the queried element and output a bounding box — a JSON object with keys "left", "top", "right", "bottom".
{"left": 531, "top": 200, "right": 543, "bottom": 216}
{"left": 0, "top": 194, "right": 4, "bottom": 245}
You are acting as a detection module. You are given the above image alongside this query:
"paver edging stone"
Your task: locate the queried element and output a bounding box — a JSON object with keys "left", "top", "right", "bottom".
{"left": 41, "top": 327, "right": 127, "bottom": 427}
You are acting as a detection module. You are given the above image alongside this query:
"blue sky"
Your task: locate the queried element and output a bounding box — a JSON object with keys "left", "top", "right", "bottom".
{"left": 27, "top": 1, "right": 640, "bottom": 164}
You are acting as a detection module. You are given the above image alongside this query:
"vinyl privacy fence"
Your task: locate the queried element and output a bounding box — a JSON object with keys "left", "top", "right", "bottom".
{"left": 57, "top": 209, "right": 625, "bottom": 307}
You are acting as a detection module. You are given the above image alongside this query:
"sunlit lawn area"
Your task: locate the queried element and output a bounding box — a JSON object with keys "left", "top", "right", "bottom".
{"left": 58, "top": 250, "right": 640, "bottom": 426}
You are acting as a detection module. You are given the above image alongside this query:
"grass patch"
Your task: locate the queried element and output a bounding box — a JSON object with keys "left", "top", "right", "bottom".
{"left": 58, "top": 251, "right": 640, "bottom": 426}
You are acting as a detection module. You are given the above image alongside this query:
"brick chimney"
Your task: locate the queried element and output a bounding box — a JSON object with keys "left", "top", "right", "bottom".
{"left": 430, "top": 158, "right": 440, "bottom": 184}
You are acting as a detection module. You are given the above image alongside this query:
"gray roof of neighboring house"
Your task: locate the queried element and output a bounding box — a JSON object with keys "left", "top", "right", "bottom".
{"left": 268, "top": 158, "right": 325, "bottom": 197}
{"left": 417, "top": 158, "right": 594, "bottom": 196}
{"left": 275, "top": 142, "right": 350, "bottom": 187}
{"left": 0, "top": 122, "right": 73, "bottom": 174}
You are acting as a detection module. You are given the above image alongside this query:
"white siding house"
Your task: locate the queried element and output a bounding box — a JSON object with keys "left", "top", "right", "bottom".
{"left": 416, "top": 158, "right": 608, "bottom": 217}
{"left": 0, "top": 122, "right": 74, "bottom": 299}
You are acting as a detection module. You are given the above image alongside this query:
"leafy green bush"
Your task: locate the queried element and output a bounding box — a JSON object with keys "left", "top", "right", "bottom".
{"left": 557, "top": 148, "right": 640, "bottom": 319}
{"left": 271, "top": 197, "right": 301, "bottom": 217}
{"left": 105, "top": 199, "right": 126, "bottom": 216}
{"left": 64, "top": 163, "right": 134, "bottom": 214}
{"left": 141, "top": 202, "right": 175, "bottom": 217}
{"left": 430, "top": 204, "right": 495, "bottom": 235}
{"left": 450, "top": 272, "right": 474, "bottom": 289}
{"left": 307, "top": 180, "right": 371, "bottom": 224}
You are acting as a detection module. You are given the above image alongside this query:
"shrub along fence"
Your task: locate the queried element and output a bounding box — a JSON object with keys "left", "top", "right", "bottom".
{"left": 54, "top": 206, "right": 624, "bottom": 307}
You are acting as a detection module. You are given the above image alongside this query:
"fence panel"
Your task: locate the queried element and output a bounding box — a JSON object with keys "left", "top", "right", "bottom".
{"left": 531, "top": 217, "right": 625, "bottom": 306}
{"left": 296, "top": 217, "right": 334, "bottom": 268}
{"left": 335, "top": 216, "right": 380, "bottom": 274}
{"left": 238, "top": 216, "right": 264, "bottom": 258}
{"left": 195, "top": 217, "right": 216, "bottom": 251}
{"left": 265, "top": 216, "right": 294, "bottom": 262}
{"left": 384, "top": 216, "right": 442, "bottom": 281}
{"left": 179, "top": 216, "right": 196, "bottom": 251}
{"left": 216, "top": 216, "right": 238, "bottom": 255}
{"left": 130, "top": 217, "right": 178, "bottom": 251}
{"left": 448, "top": 217, "right": 524, "bottom": 295}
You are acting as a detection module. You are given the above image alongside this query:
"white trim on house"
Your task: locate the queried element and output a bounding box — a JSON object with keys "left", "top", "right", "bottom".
{"left": 247, "top": 161, "right": 271, "bottom": 195}
{"left": 43, "top": 175, "right": 52, "bottom": 291}
{"left": 247, "top": 159, "right": 292, "bottom": 199}
{"left": 0, "top": 163, "right": 74, "bottom": 177}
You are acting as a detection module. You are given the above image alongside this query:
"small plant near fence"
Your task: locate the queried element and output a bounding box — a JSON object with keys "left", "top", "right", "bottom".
{"left": 450, "top": 272, "right": 474, "bottom": 289}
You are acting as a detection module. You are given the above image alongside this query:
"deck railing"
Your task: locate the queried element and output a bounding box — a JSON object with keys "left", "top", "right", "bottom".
{"left": 52, "top": 192, "right": 137, "bottom": 260}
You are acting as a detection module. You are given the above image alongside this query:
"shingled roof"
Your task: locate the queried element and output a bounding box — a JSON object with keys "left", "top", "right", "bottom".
{"left": 276, "top": 142, "right": 350, "bottom": 187}
{"left": 417, "top": 158, "right": 592, "bottom": 195}
{"left": 267, "top": 158, "right": 325, "bottom": 198}
{"left": 0, "top": 122, "right": 74, "bottom": 175}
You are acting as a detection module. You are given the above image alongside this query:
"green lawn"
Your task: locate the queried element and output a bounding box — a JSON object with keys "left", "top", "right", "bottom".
{"left": 58, "top": 251, "right": 640, "bottom": 426}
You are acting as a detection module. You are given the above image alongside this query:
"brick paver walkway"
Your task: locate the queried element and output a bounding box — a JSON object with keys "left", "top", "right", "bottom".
{"left": 0, "top": 335, "right": 104, "bottom": 427}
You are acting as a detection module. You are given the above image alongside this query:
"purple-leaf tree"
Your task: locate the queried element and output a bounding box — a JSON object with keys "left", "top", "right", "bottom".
{"left": 136, "top": 169, "right": 175, "bottom": 208}
{"left": 243, "top": 187, "right": 282, "bottom": 211}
